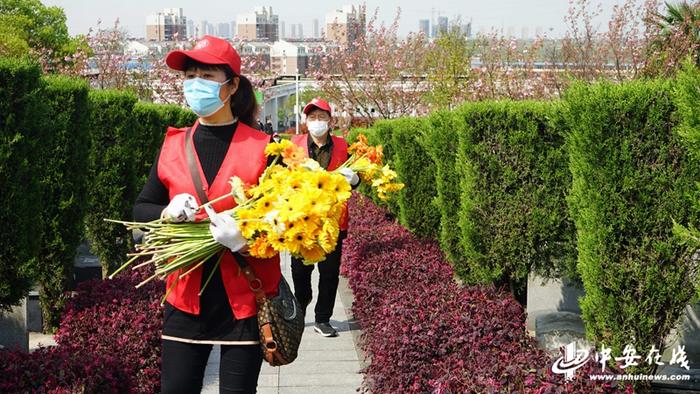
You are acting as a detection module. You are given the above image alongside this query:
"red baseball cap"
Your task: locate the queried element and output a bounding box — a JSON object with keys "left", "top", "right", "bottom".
{"left": 303, "top": 97, "right": 332, "bottom": 116}
{"left": 165, "top": 35, "right": 241, "bottom": 75}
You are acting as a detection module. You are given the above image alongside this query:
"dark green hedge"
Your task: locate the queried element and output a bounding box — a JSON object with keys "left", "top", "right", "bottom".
{"left": 672, "top": 64, "right": 700, "bottom": 260}
{"left": 36, "top": 76, "right": 90, "bottom": 330}
{"left": 132, "top": 102, "right": 195, "bottom": 189}
{"left": 565, "top": 79, "right": 700, "bottom": 363}
{"left": 0, "top": 59, "right": 43, "bottom": 310}
{"left": 85, "top": 90, "right": 138, "bottom": 277}
{"left": 350, "top": 119, "right": 440, "bottom": 236}
{"left": 675, "top": 63, "right": 700, "bottom": 161}
{"left": 371, "top": 120, "right": 401, "bottom": 215}
{"left": 455, "top": 101, "right": 576, "bottom": 295}
{"left": 423, "top": 110, "right": 468, "bottom": 273}
{"left": 390, "top": 118, "right": 439, "bottom": 238}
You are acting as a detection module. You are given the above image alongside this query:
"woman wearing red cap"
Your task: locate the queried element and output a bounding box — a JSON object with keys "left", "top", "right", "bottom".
{"left": 133, "top": 35, "right": 280, "bottom": 393}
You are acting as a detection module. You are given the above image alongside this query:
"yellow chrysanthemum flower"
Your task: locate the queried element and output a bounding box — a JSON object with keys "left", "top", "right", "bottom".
{"left": 300, "top": 244, "right": 326, "bottom": 264}
{"left": 254, "top": 194, "right": 276, "bottom": 213}
{"left": 264, "top": 139, "right": 295, "bottom": 157}
{"left": 299, "top": 213, "right": 323, "bottom": 234}
{"left": 281, "top": 227, "right": 312, "bottom": 255}
{"left": 268, "top": 229, "right": 293, "bottom": 252}
{"left": 309, "top": 171, "right": 335, "bottom": 193}
{"left": 249, "top": 235, "right": 277, "bottom": 259}
{"left": 318, "top": 220, "right": 340, "bottom": 253}
{"left": 277, "top": 199, "right": 306, "bottom": 223}
{"left": 329, "top": 174, "right": 352, "bottom": 202}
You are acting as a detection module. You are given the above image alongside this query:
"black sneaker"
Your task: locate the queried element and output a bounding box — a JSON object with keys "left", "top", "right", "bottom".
{"left": 314, "top": 322, "right": 338, "bottom": 337}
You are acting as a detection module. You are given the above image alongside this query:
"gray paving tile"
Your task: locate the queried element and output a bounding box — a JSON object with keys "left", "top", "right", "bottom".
{"left": 288, "top": 349, "right": 359, "bottom": 361}
{"left": 260, "top": 364, "right": 280, "bottom": 375}
{"left": 257, "top": 374, "right": 279, "bottom": 387}
{"left": 279, "top": 360, "right": 361, "bottom": 375}
{"left": 279, "top": 387, "right": 360, "bottom": 394}
{"left": 279, "top": 372, "right": 363, "bottom": 387}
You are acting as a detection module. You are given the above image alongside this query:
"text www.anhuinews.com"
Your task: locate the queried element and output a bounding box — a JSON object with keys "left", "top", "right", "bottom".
{"left": 588, "top": 374, "right": 690, "bottom": 381}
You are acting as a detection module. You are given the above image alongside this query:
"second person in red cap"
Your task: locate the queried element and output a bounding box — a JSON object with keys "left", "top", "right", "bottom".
{"left": 290, "top": 98, "right": 360, "bottom": 337}
{"left": 133, "top": 35, "right": 279, "bottom": 394}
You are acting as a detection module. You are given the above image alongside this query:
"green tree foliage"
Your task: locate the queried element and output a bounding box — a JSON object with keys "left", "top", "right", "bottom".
{"left": 0, "top": 0, "right": 81, "bottom": 70}
{"left": 646, "top": 1, "right": 700, "bottom": 76}
{"left": 425, "top": 26, "right": 474, "bottom": 110}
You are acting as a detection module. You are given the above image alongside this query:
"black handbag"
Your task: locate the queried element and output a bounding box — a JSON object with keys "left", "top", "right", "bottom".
{"left": 234, "top": 253, "right": 305, "bottom": 366}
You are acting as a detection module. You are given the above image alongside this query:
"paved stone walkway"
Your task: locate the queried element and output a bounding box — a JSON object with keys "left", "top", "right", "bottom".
{"left": 202, "top": 252, "right": 364, "bottom": 393}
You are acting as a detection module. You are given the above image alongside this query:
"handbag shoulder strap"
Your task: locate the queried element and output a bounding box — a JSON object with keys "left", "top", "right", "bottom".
{"left": 185, "top": 127, "right": 209, "bottom": 205}
{"left": 233, "top": 252, "right": 267, "bottom": 303}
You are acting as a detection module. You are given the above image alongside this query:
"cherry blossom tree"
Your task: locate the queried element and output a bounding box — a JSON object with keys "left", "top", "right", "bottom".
{"left": 312, "top": 6, "right": 430, "bottom": 124}
{"left": 645, "top": 0, "right": 700, "bottom": 76}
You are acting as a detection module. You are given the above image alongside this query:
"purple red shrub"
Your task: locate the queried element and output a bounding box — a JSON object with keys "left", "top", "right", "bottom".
{"left": 0, "top": 344, "right": 133, "bottom": 393}
{"left": 342, "top": 194, "right": 632, "bottom": 393}
{"left": 0, "top": 263, "right": 163, "bottom": 393}
{"left": 55, "top": 267, "right": 163, "bottom": 393}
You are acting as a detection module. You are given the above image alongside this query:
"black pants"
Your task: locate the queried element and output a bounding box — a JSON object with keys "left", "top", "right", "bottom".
{"left": 161, "top": 339, "right": 263, "bottom": 394}
{"left": 291, "top": 237, "right": 343, "bottom": 323}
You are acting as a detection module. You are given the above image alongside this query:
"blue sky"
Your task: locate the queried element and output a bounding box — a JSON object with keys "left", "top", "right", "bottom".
{"left": 42, "top": 0, "right": 630, "bottom": 39}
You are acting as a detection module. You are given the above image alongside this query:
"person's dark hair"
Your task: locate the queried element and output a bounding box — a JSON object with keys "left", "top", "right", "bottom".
{"left": 183, "top": 59, "right": 259, "bottom": 127}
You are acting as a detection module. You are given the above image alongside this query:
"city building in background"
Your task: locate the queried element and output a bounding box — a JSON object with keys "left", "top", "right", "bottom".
{"left": 146, "top": 8, "right": 187, "bottom": 41}
{"left": 270, "top": 40, "right": 308, "bottom": 75}
{"left": 237, "top": 6, "right": 279, "bottom": 41}
{"left": 436, "top": 16, "right": 448, "bottom": 37}
{"left": 200, "top": 20, "right": 212, "bottom": 37}
{"left": 217, "top": 22, "right": 230, "bottom": 38}
{"left": 325, "top": 4, "right": 366, "bottom": 45}
{"left": 419, "top": 19, "right": 430, "bottom": 36}
{"left": 464, "top": 21, "right": 472, "bottom": 38}
{"left": 313, "top": 19, "right": 320, "bottom": 38}
{"left": 187, "top": 19, "right": 195, "bottom": 39}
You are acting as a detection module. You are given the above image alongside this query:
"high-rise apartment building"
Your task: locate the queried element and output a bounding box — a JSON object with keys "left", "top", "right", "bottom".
{"left": 236, "top": 6, "right": 279, "bottom": 41}
{"left": 146, "top": 8, "right": 187, "bottom": 41}
{"left": 325, "top": 5, "right": 366, "bottom": 45}
{"left": 419, "top": 19, "right": 430, "bottom": 36}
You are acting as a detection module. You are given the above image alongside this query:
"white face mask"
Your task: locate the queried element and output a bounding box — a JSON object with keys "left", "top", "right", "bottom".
{"left": 307, "top": 120, "right": 329, "bottom": 138}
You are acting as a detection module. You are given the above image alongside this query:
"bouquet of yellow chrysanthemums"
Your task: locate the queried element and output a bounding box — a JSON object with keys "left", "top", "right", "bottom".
{"left": 108, "top": 135, "right": 403, "bottom": 291}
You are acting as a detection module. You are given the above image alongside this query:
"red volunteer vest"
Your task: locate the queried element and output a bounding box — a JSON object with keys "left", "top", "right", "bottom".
{"left": 291, "top": 133, "right": 350, "bottom": 230}
{"left": 157, "top": 120, "right": 281, "bottom": 319}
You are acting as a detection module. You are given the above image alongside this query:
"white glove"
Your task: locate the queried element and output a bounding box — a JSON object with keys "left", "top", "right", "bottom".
{"left": 162, "top": 193, "right": 198, "bottom": 223}
{"left": 204, "top": 205, "right": 248, "bottom": 252}
{"left": 339, "top": 167, "right": 360, "bottom": 186}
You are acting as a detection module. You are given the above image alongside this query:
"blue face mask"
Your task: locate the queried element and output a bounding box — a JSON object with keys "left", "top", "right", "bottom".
{"left": 183, "top": 77, "right": 230, "bottom": 117}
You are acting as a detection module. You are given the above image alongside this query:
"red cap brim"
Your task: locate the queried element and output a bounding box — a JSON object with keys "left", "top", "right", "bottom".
{"left": 303, "top": 103, "right": 332, "bottom": 116}
{"left": 165, "top": 49, "right": 231, "bottom": 72}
